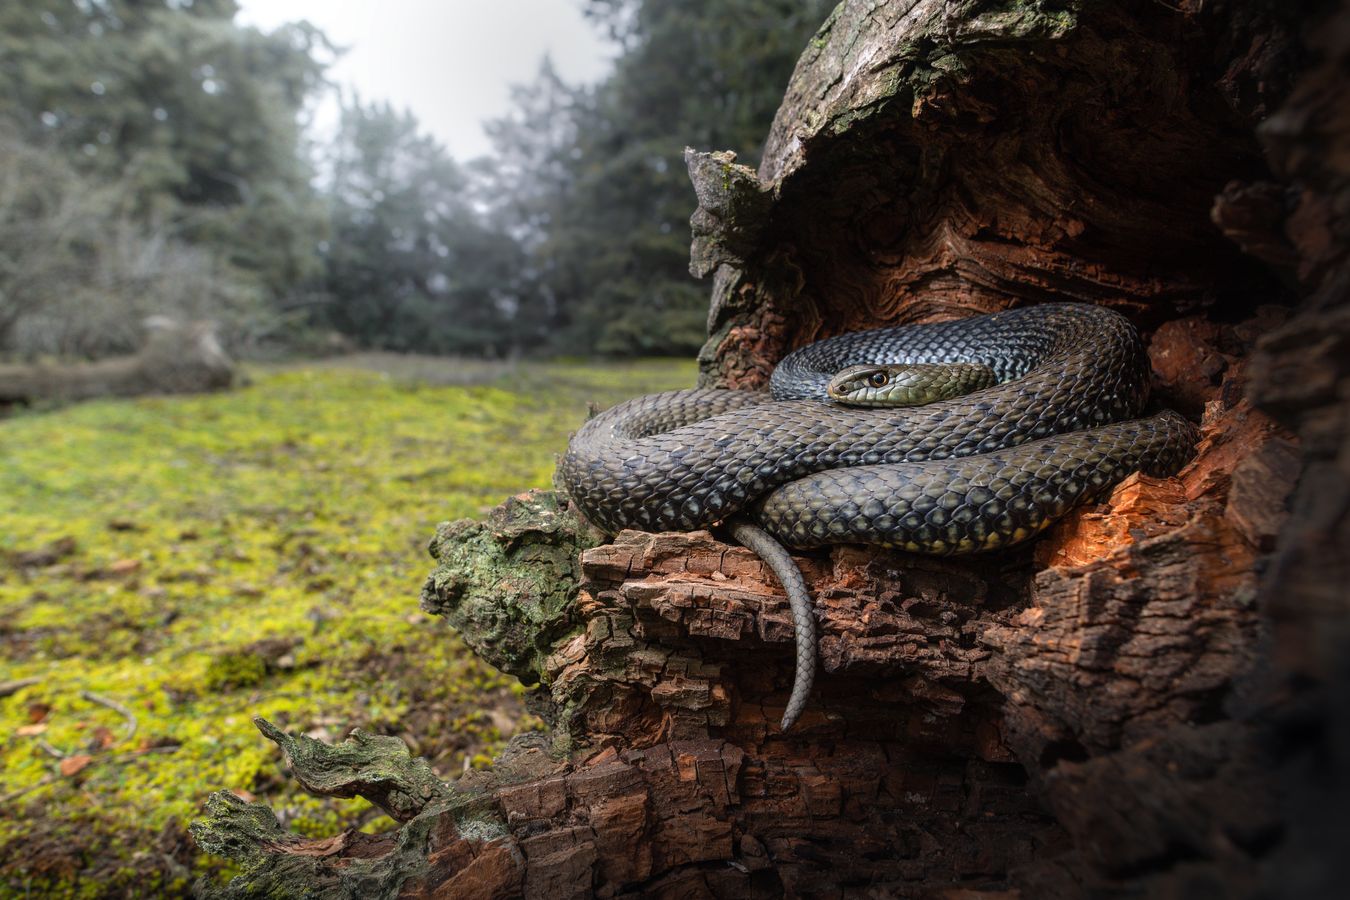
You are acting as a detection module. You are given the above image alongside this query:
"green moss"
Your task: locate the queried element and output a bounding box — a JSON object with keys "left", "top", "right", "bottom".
{"left": 0, "top": 358, "right": 694, "bottom": 896}
{"left": 204, "top": 652, "right": 269, "bottom": 691}
{"left": 807, "top": 1, "right": 842, "bottom": 50}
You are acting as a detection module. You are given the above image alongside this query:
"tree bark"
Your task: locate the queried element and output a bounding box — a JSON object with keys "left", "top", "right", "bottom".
{"left": 192, "top": 1, "right": 1348, "bottom": 897}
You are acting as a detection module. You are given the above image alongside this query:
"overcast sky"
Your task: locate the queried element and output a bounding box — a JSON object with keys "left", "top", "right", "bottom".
{"left": 234, "top": 0, "right": 614, "bottom": 161}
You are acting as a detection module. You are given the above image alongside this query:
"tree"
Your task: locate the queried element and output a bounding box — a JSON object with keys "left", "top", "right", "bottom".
{"left": 321, "top": 100, "right": 525, "bottom": 356}
{"left": 0, "top": 123, "right": 255, "bottom": 357}
{"left": 485, "top": 0, "right": 836, "bottom": 356}
{"left": 0, "top": 0, "right": 330, "bottom": 355}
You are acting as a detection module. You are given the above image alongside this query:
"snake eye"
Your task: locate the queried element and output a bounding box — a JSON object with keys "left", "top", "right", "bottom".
{"left": 867, "top": 371, "right": 888, "bottom": 388}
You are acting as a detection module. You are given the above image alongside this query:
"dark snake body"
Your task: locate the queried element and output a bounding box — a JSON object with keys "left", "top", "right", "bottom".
{"left": 558, "top": 303, "right": 1199, "bottom": 728}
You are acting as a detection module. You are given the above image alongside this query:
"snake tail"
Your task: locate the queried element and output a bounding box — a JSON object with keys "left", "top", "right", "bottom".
{"left": 729, "top": 519, "right": 816, "bottom": 732}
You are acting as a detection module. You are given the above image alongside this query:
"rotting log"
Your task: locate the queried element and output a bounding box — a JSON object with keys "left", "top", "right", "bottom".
{"left": 192, "top": 1, "right": 1348, "bottom": 897}
{"left": 0, "top": 317, "right": 235, "bottom": 409}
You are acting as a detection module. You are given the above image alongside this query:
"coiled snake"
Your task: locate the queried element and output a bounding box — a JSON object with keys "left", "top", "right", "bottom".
{"left": 559, "top": 303, "right": 1198, "bottom": 730}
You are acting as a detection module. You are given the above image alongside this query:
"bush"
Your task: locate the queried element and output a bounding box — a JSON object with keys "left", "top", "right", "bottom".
{"left": 0, "top": 126, "right": 267, "bottom": 360}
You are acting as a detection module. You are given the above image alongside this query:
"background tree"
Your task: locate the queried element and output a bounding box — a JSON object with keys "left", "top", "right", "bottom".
{"left": 321, "top": 100, "right": 525, "bottom": 356}
{"left": 0, "top": 0, "right": 329, "bottom": 356}
{"left": 0, "top": 127, "right": 248, "bottom": 357}
{"left": 309, "top": 0, "right": 832, "bottom": 357}
{"left": 0, "top": 0, "right": 835, "bottom": 360}
{"left": 481, "top": 0, "right": 836, "bottom": 356}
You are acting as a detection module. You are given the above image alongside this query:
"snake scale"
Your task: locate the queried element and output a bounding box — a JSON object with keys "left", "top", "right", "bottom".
{"left": 559, "top": 303, "right": 1199, "bottom": 730}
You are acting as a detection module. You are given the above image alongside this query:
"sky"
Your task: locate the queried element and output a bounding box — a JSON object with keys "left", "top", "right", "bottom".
{"left": 234, "top": 0, "right": 615, "bottom": 162}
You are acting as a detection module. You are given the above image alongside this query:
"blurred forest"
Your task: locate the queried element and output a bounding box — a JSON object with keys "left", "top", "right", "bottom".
{"left": 0, "top": 0, "right": 834, "bottom": 361}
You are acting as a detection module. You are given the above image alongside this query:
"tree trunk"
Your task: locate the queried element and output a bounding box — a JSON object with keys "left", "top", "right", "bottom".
{"left": 192, "top": 1, "right": 1349, "bottom": 896}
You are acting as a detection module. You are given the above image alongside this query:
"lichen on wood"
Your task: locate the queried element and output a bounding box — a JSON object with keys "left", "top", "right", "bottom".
{"left": 420, "top": 490, "right": 602, "bottom": 688}
{"left": 250, "top": 717, "right": 451, "bottom": 823}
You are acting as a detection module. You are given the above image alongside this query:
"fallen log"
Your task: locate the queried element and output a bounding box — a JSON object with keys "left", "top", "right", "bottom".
{"left": 0, "top": 317, "right": 235, "bottom": 409}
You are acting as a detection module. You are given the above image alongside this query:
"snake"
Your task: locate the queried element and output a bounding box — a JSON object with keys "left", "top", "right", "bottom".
{"left": 558, "top": 303, "right": 1199, "bottom": 731}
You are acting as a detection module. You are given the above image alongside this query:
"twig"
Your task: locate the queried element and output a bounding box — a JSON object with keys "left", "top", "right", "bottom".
{"left": 80, "top": 689, "right": 137, "bottom": 743}
{"left": 10, "top": 744, "right": 178, "bottom": 801}
{"left": 0, "top": 677, "right": 41, "bottom": 698}
{"left": 106, "top": 745, "right": 181, "bottom": 761}
{"left": 36, "top": 739, "right": 67, "bottom": 759}
{"left": 0, "top": 774, "right": 55, "bottom": 804}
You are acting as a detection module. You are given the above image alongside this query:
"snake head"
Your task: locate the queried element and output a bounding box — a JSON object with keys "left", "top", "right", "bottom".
{"left": 827, "top": 363, "right": 998, "bottom": 407}
{"left": 827, "top": 365, "right": 902, "bottom": 406}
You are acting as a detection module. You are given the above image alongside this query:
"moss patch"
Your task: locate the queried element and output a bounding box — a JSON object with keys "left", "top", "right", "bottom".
{"left": 0, "top": 358, "right": 693, "bottom": 897}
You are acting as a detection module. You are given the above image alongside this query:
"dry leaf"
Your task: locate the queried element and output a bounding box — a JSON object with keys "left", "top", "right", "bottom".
{"left": 108, "top": 559, "right": 141, "bottom": 575}
{"left": 60, "top": 755, "right": 94, "bottom": 777}
{"left": 16, "top": 723, "right": 48, "bottom": 737}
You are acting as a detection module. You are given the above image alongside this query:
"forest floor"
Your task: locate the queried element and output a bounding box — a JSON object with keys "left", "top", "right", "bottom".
{"left": 0, "top": 356, "right": 694, "bottom": 897}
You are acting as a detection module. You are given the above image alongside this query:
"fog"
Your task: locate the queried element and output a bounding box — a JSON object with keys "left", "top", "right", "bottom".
{"left": 236, "top": 0, "right": 614, "bottom": 160}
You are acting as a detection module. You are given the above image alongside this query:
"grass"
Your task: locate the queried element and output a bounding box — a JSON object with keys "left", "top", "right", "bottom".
{"left": 0, "top": 357, "right": 695, "bottom": 897}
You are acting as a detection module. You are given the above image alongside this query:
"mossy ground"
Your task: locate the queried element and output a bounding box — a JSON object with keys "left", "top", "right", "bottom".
{"left": 0, "top": 357, "right": 693, "bottom": 897}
